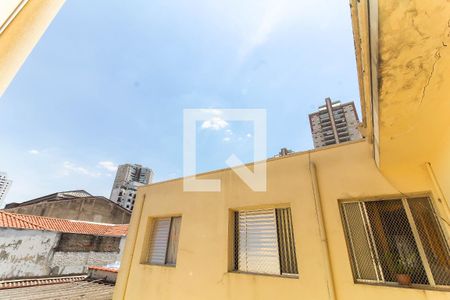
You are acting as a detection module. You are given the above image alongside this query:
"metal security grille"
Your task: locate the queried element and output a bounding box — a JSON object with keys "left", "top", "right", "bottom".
{"left": 234, "top": 208, "right": 298, "bottom": 276}
{"left": 407, "top": 198, "right": 450, "bottom": 285}
{"left": 340, "top": 202, "right": 381, "bottom": 281}
{"left": 276, "top": 208, "right": 298, "bottom": 275}
{"left": 341, "top": 197, "right": 450, "bottom": 288}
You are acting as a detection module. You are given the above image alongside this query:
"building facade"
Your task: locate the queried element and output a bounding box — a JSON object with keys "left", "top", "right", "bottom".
{"left": 0, "top": 172, "right": 12, "bottom": 209}
{"left": 309, "top": 98, "right": 362, "bottom": 148}
{"left": 4, "top": 190, "right": 131, "bottom": 224}
{"left": 110, "top": 182, "right": 143, "bottom": 211}
{"left": 110, "top": 164, "right": 153, "bottom": 211}
{"left": 114, "top": 0, "right": 450, "bottom": 299}
{"left": 114, "top": 142, "right": 450, "bottom": 300}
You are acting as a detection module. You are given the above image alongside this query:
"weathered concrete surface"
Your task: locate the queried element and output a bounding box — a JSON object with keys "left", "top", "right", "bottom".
{"left": 49, "top": 251, "right": 122, "bottom": 276}
{"left": 377, "top": 0, "right": 450, "bottom": 166}
{"left": 0, "top": 228, "right": 59, "bottom": 279}
{"left": 0, "top": 228, "right": 126, "bottom": 280}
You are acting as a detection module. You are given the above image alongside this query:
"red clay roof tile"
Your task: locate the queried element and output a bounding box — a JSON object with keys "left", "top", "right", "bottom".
{"left": 0, "top": 211, "right": 127, "bottom": 236}
{"left": 88, "top": 266, "right": 119, "bottom": 273}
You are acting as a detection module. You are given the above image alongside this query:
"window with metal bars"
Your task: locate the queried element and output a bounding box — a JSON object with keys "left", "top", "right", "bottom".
{"left": 340, "top": 197, "right": 450, "bottom": 288}
{"left": 147, "top": 216, "right": 182, "bottom": 266}
{"left": 233, "top": 208, "right": 298, "bottom": 276}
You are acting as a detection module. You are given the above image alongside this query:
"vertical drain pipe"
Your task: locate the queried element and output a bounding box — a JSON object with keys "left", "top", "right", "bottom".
{"left": 309, "top": 158, "right": 337, "bottom": 300}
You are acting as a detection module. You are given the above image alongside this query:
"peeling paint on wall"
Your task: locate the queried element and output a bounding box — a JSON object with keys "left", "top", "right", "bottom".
{"left": 0, "top": 228, "right": 126, "bottom": 280}
{"left": 0, "top": 228, "right": 59, "bottom": 279}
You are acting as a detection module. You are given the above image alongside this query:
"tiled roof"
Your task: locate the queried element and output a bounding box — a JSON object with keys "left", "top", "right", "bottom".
{"left": 0, "top": 275, "right": 87, "bottom": 290}
{"left": 0, "top": 211, "right": 128, "bottom": 236}
{"left": 0, "top": 280, "right": 114, "bottom": 299}
{"left": 88, "top": 266, "right": 119, "bottom": 273}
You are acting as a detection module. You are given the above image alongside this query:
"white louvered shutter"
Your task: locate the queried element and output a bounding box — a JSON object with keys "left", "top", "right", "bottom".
{"left": 238, "top": 209, "right": 280, "bottom": 275}
{"left": 148, "top": 218, "right": 171, "bottom": 264}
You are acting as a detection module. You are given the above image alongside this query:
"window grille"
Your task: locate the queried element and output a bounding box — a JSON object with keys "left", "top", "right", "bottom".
{"left": 234, "top": 208, "right": 298, "bottom": 276}
{"left": 148, "top": 216, "right": 182, "bottom": 266}
{"left": 341, "top": 197, "right": 449, "bottom": 288}
{"left": 407, "top": 198, "right": 450, "bottom": 285}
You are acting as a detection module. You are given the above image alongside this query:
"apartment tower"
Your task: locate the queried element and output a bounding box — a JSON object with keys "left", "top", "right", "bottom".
{"left": 110, "top": 164, "right": 153, "bottom": 211}
{"left": 309, "top": 97, "right": 362, "bottom": 148}
{"left": 0, "top": 172, "right": 12, "bottom": 208}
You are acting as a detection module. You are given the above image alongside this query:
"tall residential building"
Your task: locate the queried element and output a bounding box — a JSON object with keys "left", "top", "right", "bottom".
{"left": 0, "top": 172, "right": 12, "bottom": 208}
{"left": 110, "top": 164, "right": 153, "bottom": 211}
{"left": 309, "top": 97, "right": 362, "bottom": 148}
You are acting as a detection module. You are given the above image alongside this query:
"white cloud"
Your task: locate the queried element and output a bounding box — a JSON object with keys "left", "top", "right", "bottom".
{"left": 98, "top": 161, "right": 118, "bottom": 172}
{"left": 223, "top": 137, "right": 231, "bottom": 142}
{"left": 28, "top": 149, "right": 40, "bottom": 155}
{"left": 225, "top": 129, "right": 233, "bottom": 135}
{"left": 62, "top": 161, "right": 101, "bottom": 177}
{"left": 246, "top": 133, "right": 252, "bottom": 138}
{"left": 199, "top": 109, "right": 230, "bottom": 131}
{"left": 201, "top": 116, "right": 229, "bottom": 130}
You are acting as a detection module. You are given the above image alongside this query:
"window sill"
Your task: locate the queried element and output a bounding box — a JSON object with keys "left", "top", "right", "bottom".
{"left": 229, "top": 271, "right": 299, "bottom": 280}
{"left": 355, "top": 281, "right": 450, "bottom": 292}
{"left": 140, "top": 263, "right": 176, "bottom": 268}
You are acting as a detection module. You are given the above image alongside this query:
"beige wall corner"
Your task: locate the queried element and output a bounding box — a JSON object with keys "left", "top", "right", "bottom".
{"left": 113, "top": 191, "right": 147, "bottom": 300}
{"left": 0, "top": 0, "right": 65, "bottom": 97}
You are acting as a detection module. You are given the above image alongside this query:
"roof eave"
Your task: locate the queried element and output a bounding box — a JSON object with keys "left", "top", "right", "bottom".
{"left": 349, "top": 0, "right": 380, "bottom": 167}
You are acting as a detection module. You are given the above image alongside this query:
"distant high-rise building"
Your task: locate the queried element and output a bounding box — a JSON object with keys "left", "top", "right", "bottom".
{"left": 309, "top": 98, "right": 362, "bottom": 148}
{"left": 110, "top": 164, "right": 153, "bottom": 211}
{"left": 0, "top": 172, "right": 12, "bottom": 208}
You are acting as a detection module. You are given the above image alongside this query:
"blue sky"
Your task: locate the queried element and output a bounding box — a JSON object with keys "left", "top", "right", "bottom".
{"left": 0, "top": 0, "right": 359, "bottom": 205}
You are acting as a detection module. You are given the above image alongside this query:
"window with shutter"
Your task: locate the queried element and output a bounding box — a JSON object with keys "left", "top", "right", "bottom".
{"left": 234, "top": 208, "right": 298, "bottom": 276}
{"left": 148, "top": 216, "right": 182, "bottom": 266}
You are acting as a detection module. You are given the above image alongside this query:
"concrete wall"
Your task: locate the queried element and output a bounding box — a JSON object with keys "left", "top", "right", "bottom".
{"left": 89, "top": 268, "right": 118, "bottom": 283}
{"left": 0, "top": 228, "right": 59, "bottom": 279}
{"left": 50, "top": 234, "right": 126, "bottom": 275}
{"left": 49, "top": 251, "right": 121, "bottom": 276}
{"left": 114, "top": 141, "right": 448, "bottom": 300}
{"left": 0, "top": 228, "right": 126, "bottom": 280}
{"left": 5, "top": 197, "right": 130, "bottom": 224}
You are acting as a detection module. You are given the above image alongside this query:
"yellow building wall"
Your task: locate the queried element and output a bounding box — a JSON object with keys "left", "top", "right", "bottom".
{"left": 0, "top": 0, "right": 65, "bottom": 97}
{"left": 114, "top": 141, "right": 449, "bottom": 300}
